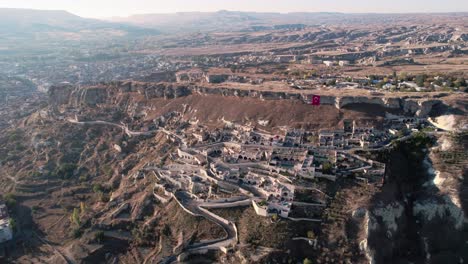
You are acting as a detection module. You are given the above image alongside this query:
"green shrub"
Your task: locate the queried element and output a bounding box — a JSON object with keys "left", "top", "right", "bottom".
{"left": 322, "top": 162, "right": 333, "bottom": 174}
{"left": 99, "top": 192, "right": 110, "bottom": 203}
{"left": 93, "top": 184, "right": 103, "bottom": 193}
{"left": 9, "top": 218, "right": 17, "bottom": 232}
{"left": 70, "top": 208, "right": 80, "bottom": 226}
{"left": 71, "top": 228, "right": 82, "bottom": 238}
{"left": 53, "top": 163, "right": 77, "bottom": 179}
{"left": 94, "top": 231, "right": 105, "bottom": 244}
{"left": 4, "top": 193, "right": 16, "bottom": 208}
{"left": 32, "top": 205, "right": 40, "bottom": 214}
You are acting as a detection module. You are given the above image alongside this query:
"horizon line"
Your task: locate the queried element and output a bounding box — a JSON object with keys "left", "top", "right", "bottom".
{"left": 1, "top": 7, "right": 468, "bottom": 19}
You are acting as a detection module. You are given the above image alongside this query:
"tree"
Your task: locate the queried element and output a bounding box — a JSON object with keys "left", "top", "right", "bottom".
{"left": 271, "top": 214, "right": 279, "bottom": 222}
{"left": 303, "top": 258, "right": 313, "bottom": 264}
{"left": 93, "top": 184, "right": 103, "bottom": 193}
{"left": 94, "top": 231, "right": 105, "bottom": 244}
{"left": 4, "top": 193, "right": 16, "bottom": 208}
{"left": 399, "top": 72, "right": 408, "bottom": 81}
{"left": 71, "top": 228, "right": 82, "bottom": 238}
{"left": 99, "top": 192, "right": 110, "bottom": 203}
{"left": 322, "top": 162, "right": 333, "bottom": 174}
{"left": 326, "top": 79, "right": 336, "bottom": 86}
{"left": 415, "top": 74, "right": 427, "bottom": 87}
{"left": 54, "top": 163, "right": 77, "bottom": 179}
{"left": 230, "top": 65, "right": 238, "bottom": 73}
{"left": 70, "top": 208, "right": 81, "bottom": 226}
{"left": 9, "top": 218, "right": 17, "bottom": 232}
{"left": 454, "top": 78, "right": 467, "bottom": 88}
{"left": 433, "top": 79, "right": 443, "bottom": 86}
{"left": 307, "top": 230, "right": 316, "bottom": 239}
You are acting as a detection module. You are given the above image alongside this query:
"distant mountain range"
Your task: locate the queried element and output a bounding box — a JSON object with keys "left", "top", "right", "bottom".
{"left": 0, "top": 8, "right": 158, "bottom": 38}
{"left": 108, "top": 10, "right": 348, "bottom": 32}
{"left": 1, "top": 8, "right": 467, "bottom": 39}
{"left": 0, "top": 8, "right": 350, "bottom": 38}
{"left": 108, "top": 10, "right": 468, "bottom": 32}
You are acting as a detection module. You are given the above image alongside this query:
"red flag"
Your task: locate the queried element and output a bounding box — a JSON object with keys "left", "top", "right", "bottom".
{"left": 311, "top": 95, "right": 320, "bottom": 105}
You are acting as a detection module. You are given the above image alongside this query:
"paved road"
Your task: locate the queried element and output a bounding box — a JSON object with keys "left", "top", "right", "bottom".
{"left": 67, "top": 118, "right": 158, "bottom": 137}
{"left": 174, "top": 191, "right": 237, "bottom": 251}
{"left": 161, "top": 191, "right": 240, "bottom": 263}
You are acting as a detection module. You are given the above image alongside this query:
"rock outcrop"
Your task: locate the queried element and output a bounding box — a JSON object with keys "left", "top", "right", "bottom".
{"left": 48, "top": 81, "right": 447, "bottom": 118}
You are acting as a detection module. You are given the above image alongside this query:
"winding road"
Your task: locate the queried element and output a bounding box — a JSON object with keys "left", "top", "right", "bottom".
{"left": 160, "top": 191, "right": 245, "bottom": 263}
{"left": 67, "top": 118, "right": 158, "bottom": 137}
{"left": 174, "top": 191, "right": 239, "bottom": 250}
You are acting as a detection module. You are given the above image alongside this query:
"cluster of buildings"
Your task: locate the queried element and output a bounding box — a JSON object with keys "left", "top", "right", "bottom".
{"left": 0, "top": 52, "right": 187, "bottom": 92}
{"left": 175, "top": 67, "right": 266, "bottom": 85}
{"left": 318, "top": 116, "right": 430, "bottom": 150}
{"left": 319, "top": 119, "right": 383, "bottom": 149}
{"left": 322, "top": 60, "right": 351, "bottom": 67}
{"left": 138, "top": 114, "right": 407, "bottom": 219}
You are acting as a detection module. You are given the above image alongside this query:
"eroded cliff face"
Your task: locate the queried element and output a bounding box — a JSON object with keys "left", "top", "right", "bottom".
{"left": 364, "top": 134, "right": 468, "bottom": 264}
{"left": 48, "top": 81, "right": 445, "bottom": 118}
{"left": 47, "top": 84, "right": 74, "bottom": 105}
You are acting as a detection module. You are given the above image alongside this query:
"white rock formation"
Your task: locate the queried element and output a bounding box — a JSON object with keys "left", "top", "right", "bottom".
{"left": 413, "top": 196, "right": 464, "bottom": 229}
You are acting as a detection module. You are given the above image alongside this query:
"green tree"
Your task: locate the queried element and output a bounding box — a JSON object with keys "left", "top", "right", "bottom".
{"left": 376, "top": 81, "right": 385, "bottom": 89}
{"left": 4, "top": 193, "right": 16, "bottom": 208}
{"left": 307, "top": 230, "right": 316, "bottom": 239}
{"left": 415, "top": 74, "right": 427, "bottom": 87}
{"left": 99, "top": 192, "right": 110, "bottom": 203}
{"left": 70, "top": 208, "right": 81, "bottom": 226}
{"left": 326, "top": 79, "right": 336, "bottom": 86}
{"left": 322, "top": 162, "right": 333, "bottom": 174}
{"left": 94, "top": 231, "right": 105, "bottom": 243}
{"left": 54, "top": 163, "right": 77, "bottom": 179}
{"left": 454, "top": 78, "right": 467, "bottom": 88}
{"left": 399, "top": 72, "right": 408, "bottom": 81}
{"left": 71, "top": 228, "right": 82, "bottom": 238}
{"left": 93, "top": 184, "right": 103, "bottom": 193}
{"left": 9, "top": 218, "right": 17, "bottom": 232}
{"left": 271, "top": 214, "right": 279, "bottom": 222}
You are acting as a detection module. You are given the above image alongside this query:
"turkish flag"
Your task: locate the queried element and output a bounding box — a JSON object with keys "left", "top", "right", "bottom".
{"left": 311, "top": 95, "right": 321, "bottom": 105}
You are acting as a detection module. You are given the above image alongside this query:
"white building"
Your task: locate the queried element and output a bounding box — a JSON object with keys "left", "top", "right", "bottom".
{"left": 275, "top": 55, "right": 296, "bottom": 63}
{"left": 339, "top": 60, "right": 350, "bottom": 67}
{"left": 352, "top": 120, "right": 374, "bottom": 135}
{"left": 177, "top": 148, "right": 206, "bottom": 165}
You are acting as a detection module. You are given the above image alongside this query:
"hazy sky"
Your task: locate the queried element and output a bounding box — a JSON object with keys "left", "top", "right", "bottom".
{"left": 0, "top": 0, "right": 467, "bottom": 18}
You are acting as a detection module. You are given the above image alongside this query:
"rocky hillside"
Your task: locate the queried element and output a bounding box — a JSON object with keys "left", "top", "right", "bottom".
{"left": 1, "top": 81, "right": 466, "bottom": 263}
{"left": 48, "top": 81, "right": 462, "bottom": 119}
